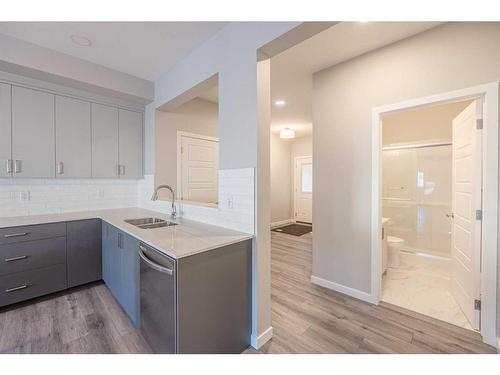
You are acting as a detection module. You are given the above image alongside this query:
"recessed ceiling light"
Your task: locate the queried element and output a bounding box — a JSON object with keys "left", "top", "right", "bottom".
{"left": 70, "top": 34, "right": 92, "bottom": 47}
{"left": 280, "top": 127, "right": 295, "bottom": 139}
{"left": 274, "top": 100, "right": 286, "bottom": 107}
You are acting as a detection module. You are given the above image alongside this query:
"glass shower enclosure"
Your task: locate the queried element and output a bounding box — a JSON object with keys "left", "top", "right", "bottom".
{"left": 382, "top": 143, "right": 452, "bottom": 257}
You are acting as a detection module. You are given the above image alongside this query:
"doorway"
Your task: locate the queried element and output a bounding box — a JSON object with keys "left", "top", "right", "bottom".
{"left": 177, "top": 131, "right": 219, "bottom": 205}
{"left": 371, "top": 83, "right": 498, "bottom": 347}
{"left": 294, "top": 156, "right": 313, "bottom": 223}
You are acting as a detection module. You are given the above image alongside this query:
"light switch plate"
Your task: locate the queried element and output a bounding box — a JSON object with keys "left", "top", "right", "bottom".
{"left": 19, "top": 191, "right": 30, "bottom": 201}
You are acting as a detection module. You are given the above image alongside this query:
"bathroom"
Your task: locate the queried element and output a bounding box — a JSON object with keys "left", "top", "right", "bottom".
{"left": 380, "top": 99, "right": 477, "bottom": 330}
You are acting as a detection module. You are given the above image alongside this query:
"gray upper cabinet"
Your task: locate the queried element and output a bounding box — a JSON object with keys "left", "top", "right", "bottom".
{"left": 119, "top": 109, "right": 143, "bottom": 179}
{"left": 12, "top": 86, "right": 55, "bottom": 178}
{"left": 0, "top": 83, "right": 11, "bottom": 178}
{"left": 55, "top": 96, "right": 92, "bottom": 178}
{"left": 92, "top": 103, "right": 119, "bottom": 178}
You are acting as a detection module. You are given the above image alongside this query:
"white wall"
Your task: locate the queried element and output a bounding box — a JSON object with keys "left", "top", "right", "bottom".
{"left": 270, "top": 133, "right": 292, "bottom": 223}
{"left": 311, "top": 22, "right": 500, "bottom": 311}
{"left": 144, "top": 22, "right": 303, "bottom": 347}
{"left": 382, "top": 100, "right": 471, "bottom": 145}
{"left": 0, "top": 33, "right": 153, "bottom": 104}
{"left": 155, "top": 98, "right": 218, "bottom": 199}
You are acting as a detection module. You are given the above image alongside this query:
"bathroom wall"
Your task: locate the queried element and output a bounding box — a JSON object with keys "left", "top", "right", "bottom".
{"left": 382, "top": 100, "right": 471, "bottom": 145}
{"left": 382, "top": 145, "right": 452, "bottom": 256}
{"left": 155, "top": 98, "right": 218, "bottom": 200}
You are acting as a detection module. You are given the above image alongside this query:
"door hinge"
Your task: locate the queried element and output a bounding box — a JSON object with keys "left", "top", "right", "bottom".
{"left": 476, "top": 209, "right": 483, "bottom": 221}
{"left": 181, "top": 146, "right": 184, "bottom": 154}
{"left": 476, "top": 119, "right": 483, "bottom": 130}
{"left": 474, "top": 299, "right": 481, "bottom": 311}
{"left": 381, "top": 227, "right": 385, "bottom": 240}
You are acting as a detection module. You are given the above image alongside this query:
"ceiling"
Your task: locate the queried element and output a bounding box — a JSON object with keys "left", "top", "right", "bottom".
{"left": 0, "top": 22, "right": 228, "bottom": 81}
{"left": 198, "top": 84, "right": 219, "bottom": 103}
{"left": 270, "top": 22, "right": 444, "bottom": 138}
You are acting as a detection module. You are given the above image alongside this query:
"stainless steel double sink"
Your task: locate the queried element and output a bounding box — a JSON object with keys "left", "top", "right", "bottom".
{"left": 124, "top": 217, "right": 177, "bottom": 229}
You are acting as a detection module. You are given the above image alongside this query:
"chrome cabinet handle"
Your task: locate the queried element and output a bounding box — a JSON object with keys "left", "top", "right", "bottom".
{"left": 4, "top": 232, "right": 28, "bottom": 238}
{"left": 117, "top": 164, "right": 121, "bottom": 176}
{"left": 138, "top": 246, "right": 174, "bottom": 275}
{"left": 57, "top": 161, "right": 64, "bottom": 175}
{"left": 5, "top": 284, "right": 28, "bottom": 293}
{"left": 6, "top": 159, "right": 13, "bottom": 174}
{"left": 14, "top": 160, "right": 21, "bottom": 173}
{"left": 5, "top": 255, "right": 28, "bottom": 262}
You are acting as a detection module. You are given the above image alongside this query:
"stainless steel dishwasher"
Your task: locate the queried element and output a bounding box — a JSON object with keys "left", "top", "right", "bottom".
{"left": 138, "top": 242, "right": 176, "bottom": 353}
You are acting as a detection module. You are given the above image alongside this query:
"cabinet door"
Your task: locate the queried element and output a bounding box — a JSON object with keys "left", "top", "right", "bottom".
{"left": 55, "top": 96, "right": 91, "bottom": 178}
{"left": 92, "top": 103, "right": 119, "bottom": 178}
{"left": 67, "top": 219, "right": 102, "bottom": 288}
{"left": 0, "top": 83, "right": 12, "bottom": 178}
{"left": 120, "top": 232, "right": 140, "bottom": 326}
{"left": 102, "top": 222, "right": 120, "bottom": 297}
{"left": 119, "top": 109, "right": 143, "bottom": 179}
{"left": 12, "top": 86, "right": 55, "bottom": 178}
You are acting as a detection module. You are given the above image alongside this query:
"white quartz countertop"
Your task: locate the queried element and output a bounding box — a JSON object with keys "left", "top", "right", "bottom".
{"left": 0, "top": 208, "right": 254, "bottom": 259}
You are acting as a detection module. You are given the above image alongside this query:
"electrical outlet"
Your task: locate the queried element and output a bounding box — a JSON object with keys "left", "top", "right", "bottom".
{"left": 19, "top": 191, "right": 30, "bottom": 201}
{"left": 227, "top": 195, "right": 234, "bottom": 209}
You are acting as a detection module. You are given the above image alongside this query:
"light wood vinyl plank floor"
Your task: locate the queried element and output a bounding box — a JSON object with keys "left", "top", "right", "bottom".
{"left": 0, "top": 232, "right": 496, "bottom": 354}
{"left": 247, "top": 231, "right": 496, "bottom": 354}
{"left": 0, "top": 281, "right": 152, "bottom": 354}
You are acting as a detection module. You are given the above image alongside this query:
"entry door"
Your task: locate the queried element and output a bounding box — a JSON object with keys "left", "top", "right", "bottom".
{"left": 451, "top": 100, "right": 482, "bottom": 330}
{"left": 180, "top": 134, "right": 219, "bottom": 204}
{"left": 294, "top": 157, "right": 313, "bottom": 223}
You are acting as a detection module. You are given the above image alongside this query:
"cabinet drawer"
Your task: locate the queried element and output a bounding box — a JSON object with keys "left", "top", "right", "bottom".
{"left": 0, "top": 223, "right": 66, "bottom": 245}
{"left": 0, "top": 264, "right": 67, "bottom": 307}
{"left": 0, "top": 237, "right": 67, "bottom": 276}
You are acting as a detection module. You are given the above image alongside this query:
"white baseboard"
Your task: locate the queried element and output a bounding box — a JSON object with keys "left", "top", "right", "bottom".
{"left": 270, "top": 219, "right": 294, "bottom": 229}
{"left": 311, "top": 275, "right": 377, "bottom": 304}
{"left": 250, "top": 326, "right": 273, "bottom": 349}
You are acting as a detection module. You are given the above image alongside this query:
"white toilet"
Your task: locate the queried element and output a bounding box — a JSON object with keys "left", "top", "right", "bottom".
{"left": 387, "top": 236, "right": 405, "bottom": 268}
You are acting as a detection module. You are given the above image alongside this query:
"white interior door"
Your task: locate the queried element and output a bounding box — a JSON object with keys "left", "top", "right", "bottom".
{"left": 294, "top": 156, "right": 313, "bottom": 223}
{"left": 180, "top": 134, "right": 219, "bottom": 204}
{"left": 451, "top": 100, "right": 482, "bottom": 330}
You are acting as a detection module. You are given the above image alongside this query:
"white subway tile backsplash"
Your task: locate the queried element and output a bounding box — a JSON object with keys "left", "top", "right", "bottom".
{"left": 0, "top": 168, "right": 255, "bottom": 235}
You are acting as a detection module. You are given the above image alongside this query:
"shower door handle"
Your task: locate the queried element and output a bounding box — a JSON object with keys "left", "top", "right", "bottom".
{"left": 446, "top": 212, "right": 454, "bottom": 218}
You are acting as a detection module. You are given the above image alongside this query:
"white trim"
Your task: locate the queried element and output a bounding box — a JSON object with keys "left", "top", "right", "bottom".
{"left": 311, "top": 275, "right": 377, "bottom": 304}
{"left": 270, "top": 219, "right": 294, "bottom": 229}
{"left": 176, "top": 131, "right": 219, "bottom": 202}
{"left": 293, "top": 155, "right": 313, "bottom": 223}
{"left": 250, "top": 326, "right": 273, "bottom": 349}
{"left": 371, "top": 82, "right": 499, "bottom": 348}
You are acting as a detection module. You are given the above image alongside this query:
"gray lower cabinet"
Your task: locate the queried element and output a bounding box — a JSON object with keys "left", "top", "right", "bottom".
{"left": 102, "top": 223, "right": 140, "bottom": 326}
{"left": 67, "top": 219, "right": 102, "bottom": 288}
{"left": 139, "top": 239, "right": 252, "bottom": 354}
{"left": 0, "top": 222, "right": 67, "bottom": 307}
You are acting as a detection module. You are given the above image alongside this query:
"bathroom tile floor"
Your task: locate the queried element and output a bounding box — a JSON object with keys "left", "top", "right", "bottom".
{"left": 382, "top": 252, "right": 473, "bottom": 330}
